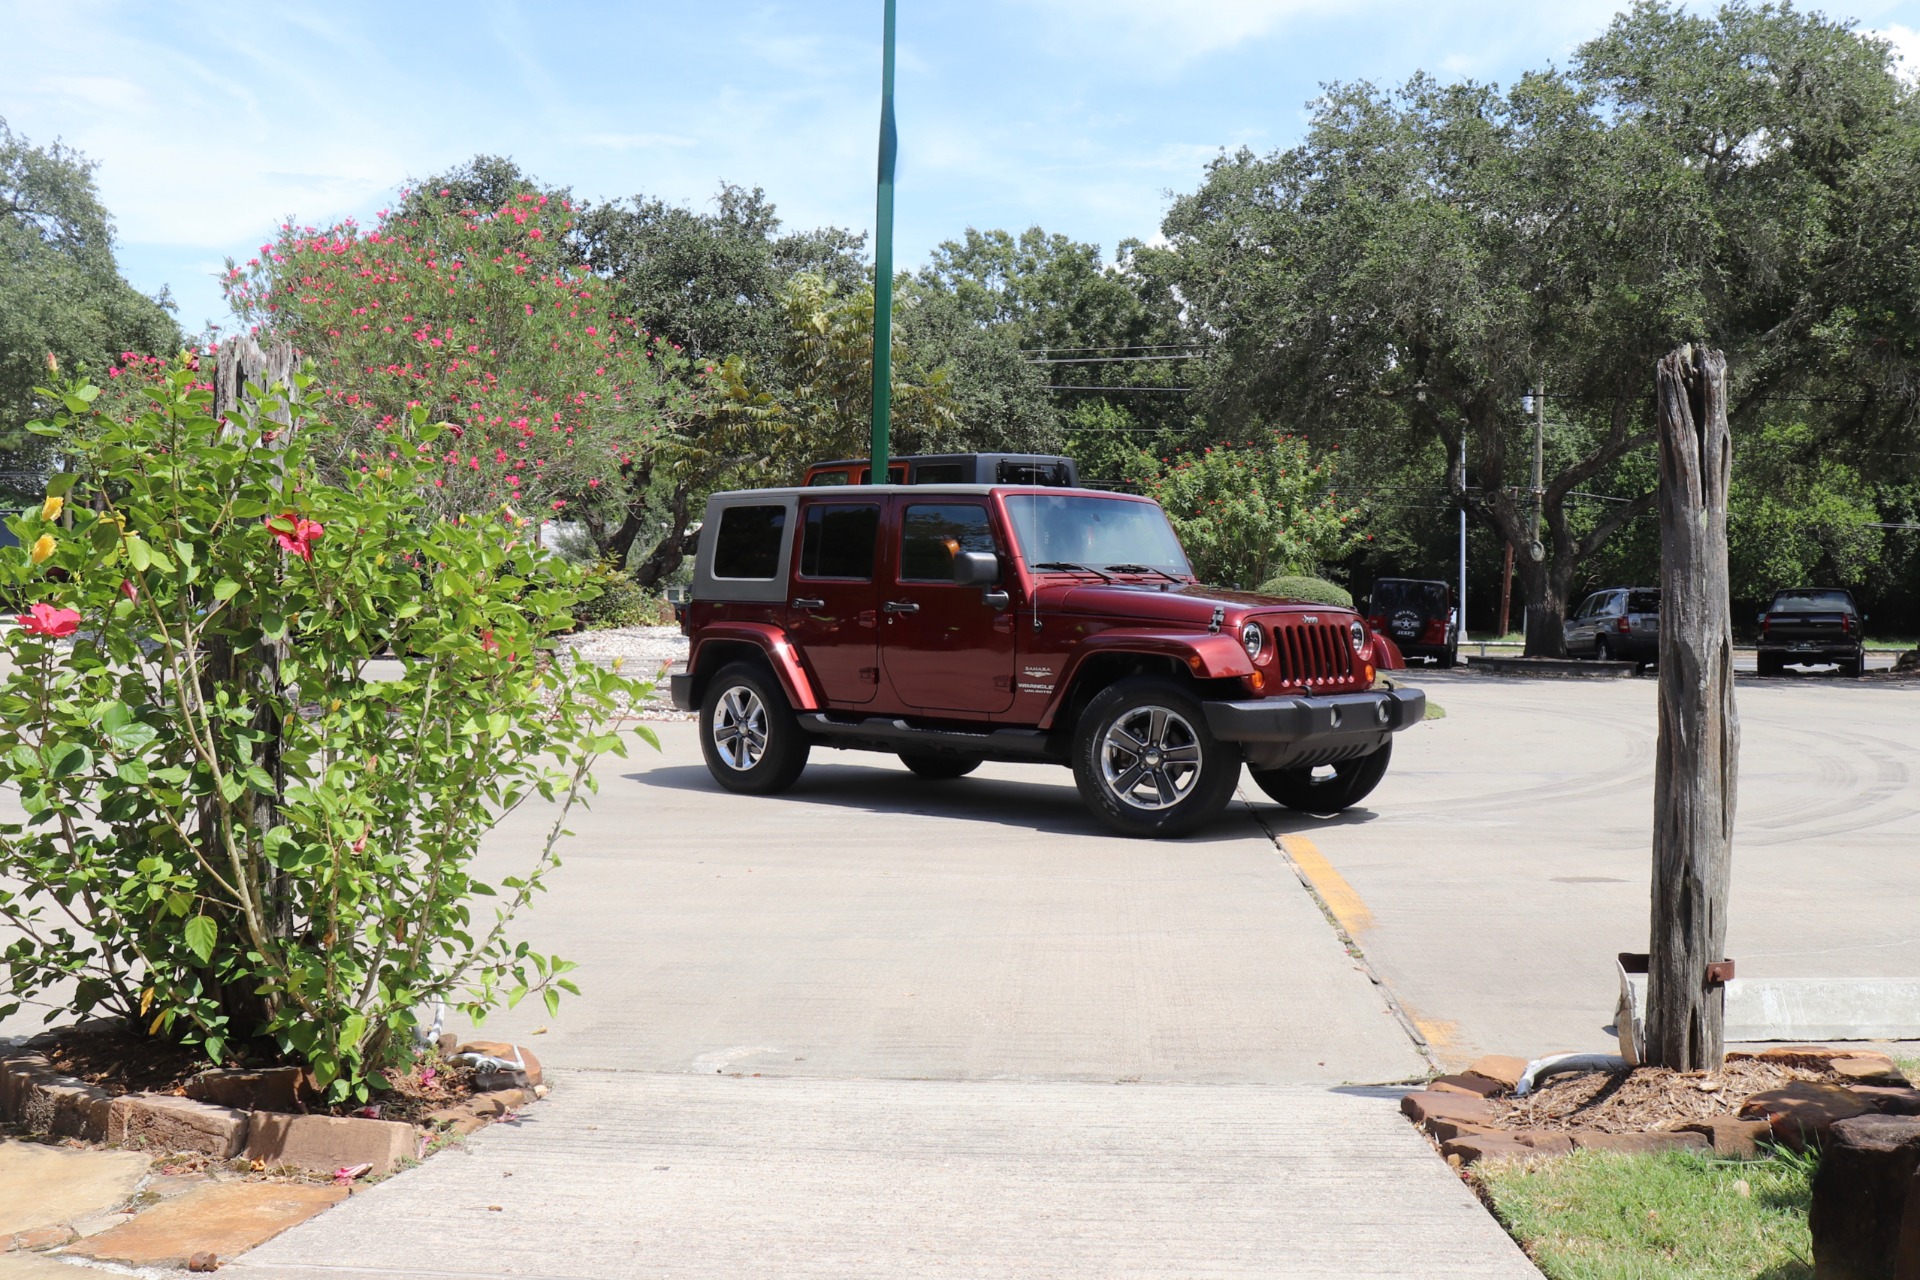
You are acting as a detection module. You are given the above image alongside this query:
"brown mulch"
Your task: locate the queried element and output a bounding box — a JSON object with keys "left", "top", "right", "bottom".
{"left": 37, "top": 1026, "right": 206, "bottom": 1097}
{"left": 30, "top": 1024, "right": 479, "bottom": 1121}
{"left": 1497, "top": 1059, "right": 1848, "bottom": 1134}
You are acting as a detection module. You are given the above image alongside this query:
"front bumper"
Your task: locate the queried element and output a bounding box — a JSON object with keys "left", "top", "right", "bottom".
{"left": 669, "top": 672, "right": 696, "bottom": 711}
{"left": 1202, "top": 687, "right": 1426, "bottom": 769}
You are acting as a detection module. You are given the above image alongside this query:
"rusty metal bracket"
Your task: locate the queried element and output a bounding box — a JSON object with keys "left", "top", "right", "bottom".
{"left": 1705, "top": 959, "right": 1736, "bottom": 985}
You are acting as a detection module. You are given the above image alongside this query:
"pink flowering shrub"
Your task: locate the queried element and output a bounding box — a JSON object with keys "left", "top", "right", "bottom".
{"left": 0, "top": 359, "right": 654, "bottom": 1099}
{"left": 224, "top": 190, "right": 688, "bottom": 547}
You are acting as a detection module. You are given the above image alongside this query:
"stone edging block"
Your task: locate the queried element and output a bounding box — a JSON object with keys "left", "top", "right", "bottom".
{"left": 108, "top": 1094, "right": 251, "bottom": 1158}
{"left": 246, "top": 1111, "right": 420, "bottom": 1177}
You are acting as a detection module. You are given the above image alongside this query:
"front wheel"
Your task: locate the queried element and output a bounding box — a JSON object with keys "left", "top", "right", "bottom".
{"left": 699, "top": 663, "right": 811, "bottom": 794}
{"left": 1071, "top": 678, "right": 1241, "bottom": 838}
{"left": 1251, "top": 740, "right": 1393, "bottom": 816}
{"left": 899, "top": 753, "right": 981, "bottom": 780}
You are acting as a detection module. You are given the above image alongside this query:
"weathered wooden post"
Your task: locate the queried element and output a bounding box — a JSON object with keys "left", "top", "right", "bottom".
{"left": 1646, "top": 344, "right": 1739, "bottom": 1070}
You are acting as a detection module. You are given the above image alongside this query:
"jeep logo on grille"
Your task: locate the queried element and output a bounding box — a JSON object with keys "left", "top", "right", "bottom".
{"left": 1303, "top": 615, "right": 1319, "bottom": 624}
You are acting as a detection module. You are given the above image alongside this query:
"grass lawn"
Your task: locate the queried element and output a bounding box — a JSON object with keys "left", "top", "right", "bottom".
{"left": 1477, "top": 1149, "right": 1814, "bottom": 1280}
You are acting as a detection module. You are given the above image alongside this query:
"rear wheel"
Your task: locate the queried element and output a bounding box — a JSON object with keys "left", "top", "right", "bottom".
{"left": 1251, "top": 740, "right": 1393, "bottom": 816}
{"left": 899, "top": 753, "right": 981, "bottom": 780}
{"left": 1594, "top": 636, "right": 1614, "bottom": 663}
{"left": 699, "top": 663, "right": 811, "bottom": 794}
{"left": 1071, "top": 678, "right": 1241, "bottom": 838}
{"left": 1841, "top": 655, "right": 1865, "bottom": 678}
{"left": 1757, "top": 652, "right": 1783, "bottom": 677}
{"left": 1436, "top": 646, "right": 1457, "bottom": 670}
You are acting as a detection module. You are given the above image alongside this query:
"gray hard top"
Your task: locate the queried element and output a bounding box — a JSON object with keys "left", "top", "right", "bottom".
{"left": 707, "top": 484, "right": 1131, "bottom": 501}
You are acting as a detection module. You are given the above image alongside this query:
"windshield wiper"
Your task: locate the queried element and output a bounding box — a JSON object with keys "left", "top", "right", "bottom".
{"left": 1103, "top": 563, "right": 1187, "bottom": 585}
{"left": 1032, "top": 561, "right": 1115, "bottom": 583}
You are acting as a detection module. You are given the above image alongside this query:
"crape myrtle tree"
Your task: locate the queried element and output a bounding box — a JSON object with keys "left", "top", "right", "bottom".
{"left": 1149, "top": 1, "right": 1920, "bottom": 654}
{"left": 225, "top": 160, "right": 688, "bottom": 557}
{"left": 0, "top": 118, "right": 178, "bottom": 501}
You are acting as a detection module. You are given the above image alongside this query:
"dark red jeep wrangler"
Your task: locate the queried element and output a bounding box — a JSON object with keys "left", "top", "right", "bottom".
{"left": 669, "top": 479, "right": 1425, "bottom": 837}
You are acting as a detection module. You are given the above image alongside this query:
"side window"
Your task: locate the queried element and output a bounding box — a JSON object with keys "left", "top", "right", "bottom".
{"left": 1578, "top": 594, "right": 1601, "bottom": 619}
{"left": 911, "top": 462, "right": 966, "bottom": 484}
{"left": 799, "top": 504, "right": 880, "bottom": 580}
{"left": 712, "top": 505, "right": 787, "bottom": 580}
{"left": 807, "top": 469, "right": 852, "bottom": 487}
{"left": 900, "top": 503, "right": 994, "bottom": 583}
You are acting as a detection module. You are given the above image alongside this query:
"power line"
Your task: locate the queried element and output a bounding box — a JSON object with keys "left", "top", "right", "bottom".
{"left": 1044, "top": 384, "right": 1192, "bottom": 393}
{"left": 1026, "top": 354, "right": 1205, "bottom": 364}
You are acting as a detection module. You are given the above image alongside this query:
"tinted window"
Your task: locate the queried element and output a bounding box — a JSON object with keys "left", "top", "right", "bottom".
{"left": 799, "top": 504, "right": 880, "bottom": 579}
{"left": 900, "top": 504, "right": 994, "bottom": 582}
{"left": 807, "top": 469, "right": 852, "bottom": 487}
{"left": 912, "top": 462, "right": 966, "bottom": 484}
{"left": 996, "top": 460, "right": 1070, "bottom": 485}
{"left": 1371, "top": 580, "right": 1448, "bottom": 614}
{"left": 1627, "top": 590, "right": 1660, "bottom": 614}
{"left": 1771, "top": 590, "right": 1854, "bottom": 613}
{"left": 712, "top": 505, "right": 786, "bottom": 580}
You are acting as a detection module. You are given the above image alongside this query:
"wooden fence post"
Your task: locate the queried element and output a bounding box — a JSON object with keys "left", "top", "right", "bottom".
{"left": 1646, "top": 343, "right": 1739, "bottom": 1070}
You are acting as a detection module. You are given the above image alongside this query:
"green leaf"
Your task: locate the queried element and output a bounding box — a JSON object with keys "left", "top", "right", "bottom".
{"left": 184, "top": 915, "right": 216, "bottom": 964}
{"left": 543, "top": 987, "right": 561, "bottom": 1017}
{"left": 45, "top": 473, "right": 77, "bottom": 498}
{"left": 126, "top": 536, "right": 152, "bottom": 572}
{"left": 213, "top": 578, "right": 241, "bottom": 601}
{"left": 47, "top": 743, "right": 93, "bottom": 778}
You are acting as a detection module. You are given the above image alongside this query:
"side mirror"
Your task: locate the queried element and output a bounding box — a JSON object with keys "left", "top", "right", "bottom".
{"left": 953, "top": 551, "right": 999, "bottom": 587}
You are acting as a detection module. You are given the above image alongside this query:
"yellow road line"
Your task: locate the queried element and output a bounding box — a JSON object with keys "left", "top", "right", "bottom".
{"left": 1278, "top": 834, "right": 1374, "bottom": 935}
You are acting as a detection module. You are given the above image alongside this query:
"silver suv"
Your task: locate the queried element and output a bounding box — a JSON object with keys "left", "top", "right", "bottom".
{"left": 1565, "top": 587, "right": 1659, "bottom": 666}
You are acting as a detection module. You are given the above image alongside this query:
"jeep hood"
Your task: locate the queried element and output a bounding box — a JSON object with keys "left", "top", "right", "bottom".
{"left": 1048, "top": 581, "right": 1352, "bottom": 624}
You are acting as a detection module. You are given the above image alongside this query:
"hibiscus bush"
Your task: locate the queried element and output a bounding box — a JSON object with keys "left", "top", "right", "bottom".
{"left": 0, "top": 357, "right": 653, "bottom": 1099}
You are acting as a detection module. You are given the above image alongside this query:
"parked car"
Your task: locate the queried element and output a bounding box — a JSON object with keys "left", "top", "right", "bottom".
{"left": 1757, "top": 588, "right": 1866, "bottom": 676}
{"left": 1364, "top": 578, "right": 1458, "bottom": 667}
{"left": 1565, "top": 587, "right": 1660, "bottom": 666}
{"left": 670, "top": 466, "right": 1426, "bottom": 837}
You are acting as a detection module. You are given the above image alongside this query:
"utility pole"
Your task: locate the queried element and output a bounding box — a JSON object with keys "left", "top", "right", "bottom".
{"left": 1531, "top": 380, "right": 1546, "bottom": 555}
{"left": 1457, "top": 432, "right": 1468, "bottom": 644}
{"left": 868, "top": 0, "right": 897, "bottom": 485}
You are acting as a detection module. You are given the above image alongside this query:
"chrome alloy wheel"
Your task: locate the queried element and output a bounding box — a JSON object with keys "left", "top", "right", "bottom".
{"left": 710, "top": 684, "right": 769, "bottom": 771}
{"left": 1098, "top": 705, "right": 1205, "bottom": 811}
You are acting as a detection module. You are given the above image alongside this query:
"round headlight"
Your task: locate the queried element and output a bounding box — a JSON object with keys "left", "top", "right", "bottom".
{"left": 1240, "top": 621, "right": 1264, "bottom": 660}
{"left": 1349, "top": 619, "right": 1368, "bottom": 653}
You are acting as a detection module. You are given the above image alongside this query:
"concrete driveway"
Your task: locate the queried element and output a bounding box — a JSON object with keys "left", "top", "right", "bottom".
{"left": 232, "top": 723, "right": 1539, "bottom": 1279}
{"left": 1278, "top": 669, "right": 1920, "bottom": 1066}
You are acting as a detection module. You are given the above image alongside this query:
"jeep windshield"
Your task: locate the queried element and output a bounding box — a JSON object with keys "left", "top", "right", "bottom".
{"left": 1003, "top": 494, "right": 1193, "bottom": 578}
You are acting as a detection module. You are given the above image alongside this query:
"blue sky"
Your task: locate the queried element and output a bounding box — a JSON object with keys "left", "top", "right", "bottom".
{"left": 7, "top": 0, "right": 1919, "bottom": 333}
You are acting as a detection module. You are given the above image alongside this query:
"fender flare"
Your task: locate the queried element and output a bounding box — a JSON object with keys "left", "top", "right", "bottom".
{"left": 1369, "top": 633, "right": 1407, "bottom": 671}
{"left": 1037, "top": 630, "right": 1254, "bottom": 729}
{"left": 688, "top": 623, "right": 820, "bottom": 711}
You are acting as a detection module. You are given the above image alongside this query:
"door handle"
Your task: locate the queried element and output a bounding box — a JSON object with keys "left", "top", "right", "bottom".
{"left": 791, "top": 597, "right": 825, "bottom": 609}
{"left": 883, "top": 600, "right": 920, "bottom": 614}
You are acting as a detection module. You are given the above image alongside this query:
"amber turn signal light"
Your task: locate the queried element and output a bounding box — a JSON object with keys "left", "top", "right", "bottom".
{"left": 1247, "top": 670, "right": 1265, "bottom": 691}
{"left": 1364, "top": 663, "right": 1377, "bottom": 684}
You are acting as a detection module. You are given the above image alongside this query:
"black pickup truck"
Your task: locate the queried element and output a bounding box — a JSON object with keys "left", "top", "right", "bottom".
{"left": 1757, "top": 588, "right": 1867, "bottom": 676}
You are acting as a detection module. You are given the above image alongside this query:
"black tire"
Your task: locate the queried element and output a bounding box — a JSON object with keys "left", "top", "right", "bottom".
{"left": 1594, "top": 636, "right": 1613, "bottom": 663}
{"left": 1070, "top": 677, "right": 1242, "bottom": 838}
{"left": 699, "top": 662, "right": 810, "bottom": 794}
{"left": 1841, "top": 655, "right": 1864, "bottom": 678}
{"left": 1757, "top": 652, "right": 1782, "bottom": 677}
{"left": 1436, "top": 646, "right": 1457, "bottom": 670}
{"left": 1251, "top": 739, "right": 1394, "bottom": 816}
{"left": 899, "top": 753, "right": 981, "bottom": 780}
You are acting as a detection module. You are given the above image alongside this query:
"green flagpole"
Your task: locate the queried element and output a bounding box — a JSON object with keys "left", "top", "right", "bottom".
{"left": 869, "top": 0, "right": 896, "bottom": 485}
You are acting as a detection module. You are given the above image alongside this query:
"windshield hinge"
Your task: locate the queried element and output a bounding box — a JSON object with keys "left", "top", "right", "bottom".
{"left": 1208, "top": 605, "right": 1225, "bottom": 635}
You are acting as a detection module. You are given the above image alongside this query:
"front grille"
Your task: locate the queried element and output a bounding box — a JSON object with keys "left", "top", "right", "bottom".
{"left": 1269, "top": 619, "right": 1360, "bottom": 688}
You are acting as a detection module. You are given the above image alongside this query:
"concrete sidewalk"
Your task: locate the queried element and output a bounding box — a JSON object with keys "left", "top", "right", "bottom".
{"left": 233, "top": 1072, "right": 1537, "bottom": 1280}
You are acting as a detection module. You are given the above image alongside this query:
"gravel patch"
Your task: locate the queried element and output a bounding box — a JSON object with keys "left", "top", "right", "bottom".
{"left": 559, "top": 625, "right": 691, "bottom": 721}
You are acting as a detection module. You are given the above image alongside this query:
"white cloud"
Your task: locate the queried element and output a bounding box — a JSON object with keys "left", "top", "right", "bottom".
{"left": 1877, "top": 24, "right": 1920, "bottom": 79}
{"left": 1014, "top": 0, "right": 1337, "bottom": 63}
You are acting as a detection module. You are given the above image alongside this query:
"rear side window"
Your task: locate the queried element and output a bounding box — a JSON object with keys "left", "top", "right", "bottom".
{"left": 900, "top": 503, "right": 994, "bottom": 582}
{"left": 911, "top": 462, "right": 966, "bottom": 484}
{"left": 799, "top": 504, "right": 880, "bottom": 580}
{"left": 807, "top": 469, "right": 853, "bottom": 487}
{"left": 712, "top": 505, "right": 787, "bottom": 580}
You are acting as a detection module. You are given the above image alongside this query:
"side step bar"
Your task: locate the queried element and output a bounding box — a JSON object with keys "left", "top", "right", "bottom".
{"left": 797, "top": 713, "right": 1059, "bottom": 762}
